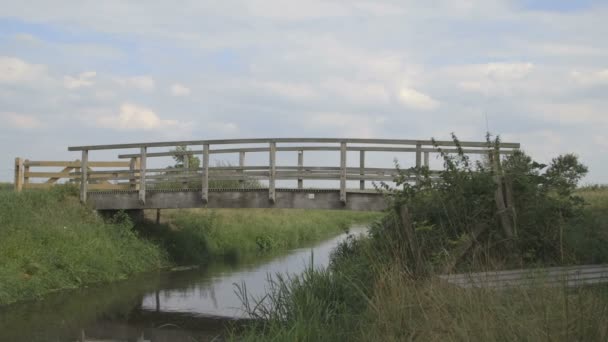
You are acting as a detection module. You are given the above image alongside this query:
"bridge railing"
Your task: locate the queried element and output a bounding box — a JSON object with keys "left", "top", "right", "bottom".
{"left": 13, "top": 158, "right": 131, "bottom": 192}
{"left": 67, "top": 138, "right": 520, "bottom": 205}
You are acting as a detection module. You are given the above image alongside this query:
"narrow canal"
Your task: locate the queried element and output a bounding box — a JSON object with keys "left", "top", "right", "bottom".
{"left": 0, "top": 226, "right": 367, "bottom": 341}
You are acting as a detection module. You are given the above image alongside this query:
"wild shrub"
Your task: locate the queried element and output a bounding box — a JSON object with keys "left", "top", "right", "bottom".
{"left": 375, "top": 134, "right": 592, "bottom": 274}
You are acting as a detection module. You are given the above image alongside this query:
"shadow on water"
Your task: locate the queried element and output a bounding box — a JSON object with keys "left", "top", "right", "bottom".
{"left": 0, "top": 226, "right": 367, "bottom": 341}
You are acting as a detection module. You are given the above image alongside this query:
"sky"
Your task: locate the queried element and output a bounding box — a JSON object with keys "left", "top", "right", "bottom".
{"left": 1, "top": 0, "right": 607, "bottom": 183}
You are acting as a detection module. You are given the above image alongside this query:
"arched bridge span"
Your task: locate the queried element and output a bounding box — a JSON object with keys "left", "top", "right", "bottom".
{"left": 42, "top": 138, "right": 520, "bottom": 211}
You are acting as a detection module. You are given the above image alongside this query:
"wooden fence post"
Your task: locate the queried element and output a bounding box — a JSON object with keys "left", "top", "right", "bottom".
{"left": 80, "top": 151, "right": 88, "bottom": 203}
{"left": 297, "top": 150, "right": 303, "bottom": 189}
{"left": 14, "top": 158, "right": 23, "bottom": 192}
{"left": 269, "top": 141, "right": 276, "bottom": 203}
{"left": 359, "top": 150, "right": 365, "bottom": 190}
{"left": 23, "top": 159, "right": 30, "bottom": 188}
{"left": 202, "top": 144, "right": 209, "bottom": 204}
{"left": 239, "top": 151, "right": 245, "bottom": 188}
{"left": 340, "top": 142, "right": 347, "bottom": 203}
{"left": 423, "top": 151, "right": 429, "bottom": 168}
{"left": 139, "top": 147, "right": 146, "bottom": 204}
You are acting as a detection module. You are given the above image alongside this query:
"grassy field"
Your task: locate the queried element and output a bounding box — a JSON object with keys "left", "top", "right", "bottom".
{"left": 235, "top": 183, "right": 608, "bottom": 341}
{"left": 0, "top": 186, "right": 166, "bottom": 306}
{"left": 142, "top": 208, "right": 381, "bottom": 264}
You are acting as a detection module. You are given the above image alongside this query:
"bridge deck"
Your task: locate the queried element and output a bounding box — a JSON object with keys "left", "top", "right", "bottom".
{"left": 88, "top": 188, "right": 387, "bottom": 211}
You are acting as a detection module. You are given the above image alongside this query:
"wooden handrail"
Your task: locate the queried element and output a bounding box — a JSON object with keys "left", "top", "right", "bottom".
{"left": 68, "top": 138, "right": 520, "bottom": 151}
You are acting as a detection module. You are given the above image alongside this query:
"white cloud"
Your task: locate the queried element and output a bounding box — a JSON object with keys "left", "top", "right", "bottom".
{"left": 398, "top": 87, "right": 440, "bottom": 110}
{"left": 96, "top": 103, "right": 181, "bottom": 130}
{"left": 321, "top": 78, "right": 390, "bottom": 105}
{"left": 0, "top": 56, "right": 48, "bottom": 83}
{"left": 304, "top": 112, "right": 385, "bottom": 138}
{"left": 208, "top": 122, "right": 239, "bottom": 134}
{"left": 115, "top": 76, "right": 156, "bottom": 91}
{"left": 63, "top": 71, "right": 96, "bottom": 89}
{"left": 256, "top": 81, "right": 317, "bottom": 100}
{"left": 170, "top": 83, "right": 191, "bottom": 96}
{"left": 0, "top": 112, "right": 44, "bottom": 129}
{"left": 570, "top": 69, "right": 608, "bottom": 86}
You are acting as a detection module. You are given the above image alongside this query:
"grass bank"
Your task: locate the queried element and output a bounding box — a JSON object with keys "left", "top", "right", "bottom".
{"left": 236, "top": 186, "right": 608, "bottom": 341}
{"left": 234, "top": 137, "right": 608, "bottom": 341}
{"left": 141, "top": 208, "right": 381, "bottom": 264}
{"left": 0, "top": 186, "right": 166, "bottom": 305}
{"left": 0, "top": 184, "right": 380, "bottom": 305}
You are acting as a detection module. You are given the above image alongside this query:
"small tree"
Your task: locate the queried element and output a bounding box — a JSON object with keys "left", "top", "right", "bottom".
{"left": 172, "top": 145, "right": 201, "bottom": 169}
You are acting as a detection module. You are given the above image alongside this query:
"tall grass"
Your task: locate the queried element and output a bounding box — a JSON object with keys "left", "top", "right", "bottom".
{"left": 233, "top": 134, "right": 608, "bottom": 341}
{"left": 236, "top": 229, "right": 608, "bottom": 342}
{"left": 0, "top": 186, "right": 166, "bottom": 305}
{"left": 141, "top": 208, "right": 380, "bottom": 264}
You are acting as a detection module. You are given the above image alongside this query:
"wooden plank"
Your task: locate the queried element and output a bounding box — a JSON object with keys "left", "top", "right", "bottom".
{"left": 27, "top": 171, "right": 79, "bottom": 179}
{"left": 139, "top": 147, "right": 146, "bottom": 204}
{"left": 439, "top": 264, "right": 608, "bottom": 289}
{"left": 88, "top": 184, "right": 133, "bottom": 191}
{"left": 269, "top": 142, "right": 276, "bottom": 203}
{"left": 359, "top": 150, "right": 365, "bottom": 190}
{"left": 69, "top": 138, "right": 520, "bottom": 151}
{"left": 340, "top": 142, "right": 347, "bottom": 203}
{"left": 45, "top": 167, "right": 75, "bottom": 184}
{"left": 24, "top": 161, "right": 129, "bottom": 167}
{"left": 117, "top": 146, "right": 516, "bottom": 159}
{"left": 202, "top": 144, "right": 209, "bottom": 203}
{"left": 298, "top": 150, "right": 303, "bottom": 189}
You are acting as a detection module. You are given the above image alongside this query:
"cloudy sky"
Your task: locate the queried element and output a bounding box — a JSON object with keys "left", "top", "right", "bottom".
{"left": 1, "top": 0, "right": 607, "bottom": 183}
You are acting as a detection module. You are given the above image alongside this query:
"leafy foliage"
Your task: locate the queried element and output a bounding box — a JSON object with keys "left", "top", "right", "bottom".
{"left": 374, "top": 134, "right": 594, "bottom": 272}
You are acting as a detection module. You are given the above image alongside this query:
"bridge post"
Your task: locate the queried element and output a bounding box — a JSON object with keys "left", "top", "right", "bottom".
{"left": 297, "top": 150, "right": 303, "bottom": 189}
{"left": 239, "top": 151, "right": 245, "bottom": 188}
{"left": 424, "top": 151, "right": 429, "bottom": 168}
{"left": 202, "top": 144, "right": 209, "bottom": 204}
{"left": 269, "top": 141, "right": 276, "bottom": 203}
{"left": 14, "top": 157, "right": 24, "bottom": 192}
{"left": 129, "top": 157, "right": 137, "bottom": 190}
{"left": 415, "top": 143, "right": 422, "bottom": 168}
{"left": 80, "top": 151, "right": 88, "bottom": 203}
{"left": 340, "top": 142, "right": 346, "bottom": 203}
{"left": 359, "top": 150, "right": 365, "bottom": 190}
{"left": 182, "top": 153, "right": 190, "bottom": 188}
{"left": 139, "top": 147, "right": 146, "bottom": 204}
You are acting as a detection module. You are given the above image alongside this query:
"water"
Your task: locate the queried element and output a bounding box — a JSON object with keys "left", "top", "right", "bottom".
{"left": 0, "top": 226, "right": 367, "bottom": 342}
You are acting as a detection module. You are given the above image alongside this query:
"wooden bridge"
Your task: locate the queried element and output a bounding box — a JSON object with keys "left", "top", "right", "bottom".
{"left": 15, "top": 138, "right": 520, "bottom": 211}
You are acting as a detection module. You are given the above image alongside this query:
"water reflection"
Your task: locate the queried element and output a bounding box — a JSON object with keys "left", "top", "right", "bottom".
{"left": 0, "top": 226, "right": 366, "bottom": 341}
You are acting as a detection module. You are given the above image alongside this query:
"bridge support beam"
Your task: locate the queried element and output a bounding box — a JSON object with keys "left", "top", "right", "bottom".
{"left": 297, "top": 150, "right": 303, "bottom": 189}
{"left": 269, "top": 142, "right": 276, "bottom": 203}
{"left": 202, "top": 144, "right": 209, "bottom": 204}
{"left": 139, "top": 147, "right": 146, "bottom": 204}
{"left": 340, "top": 142, "right": 346, "bottom": 204}
{"left": 359, "top": 150, "right": 365, "bottom": 190}
{"left": 80, "top": 150, "right": 88, "bottom": 203}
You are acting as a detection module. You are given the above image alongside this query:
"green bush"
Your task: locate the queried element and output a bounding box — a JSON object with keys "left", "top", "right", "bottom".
{"left": 374, "top": 134, "right": 596, "bottom": 273}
